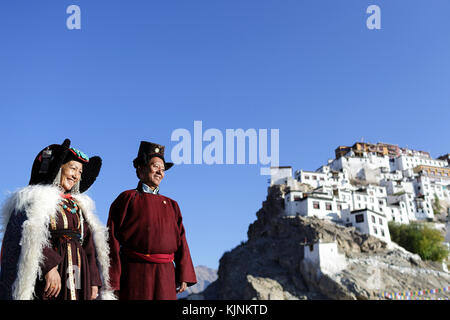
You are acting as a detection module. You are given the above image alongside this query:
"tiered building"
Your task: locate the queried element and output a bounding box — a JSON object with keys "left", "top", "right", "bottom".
{"left": 271, "top": 142, "right": 450, "bottom": 244}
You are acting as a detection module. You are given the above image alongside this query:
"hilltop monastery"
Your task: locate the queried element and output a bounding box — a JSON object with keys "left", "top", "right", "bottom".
{"left": 271, "top": 142, "right": 450, "bottom": 244}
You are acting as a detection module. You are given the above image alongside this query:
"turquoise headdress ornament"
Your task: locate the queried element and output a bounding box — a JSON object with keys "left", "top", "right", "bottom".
{"left": 68, "top": 147, "right": 89, "bottom": 163}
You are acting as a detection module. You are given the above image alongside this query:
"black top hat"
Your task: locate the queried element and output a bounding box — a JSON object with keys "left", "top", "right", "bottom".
{"left": 29, "top": 138, "right": 102, "bottom": 193}
{"left": 133, "top": 141, "right": 174, "bottom": 171}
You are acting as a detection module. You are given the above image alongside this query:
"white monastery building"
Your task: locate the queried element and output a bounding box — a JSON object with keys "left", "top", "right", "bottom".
{"left": 271, "top": 142, "right": 450, "bottom": 244}
{"left": 303, "top": 241, "right": 347, "bottom": 276}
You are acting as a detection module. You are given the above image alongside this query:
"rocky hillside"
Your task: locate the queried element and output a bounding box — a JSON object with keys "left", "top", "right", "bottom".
{"left": 190, "top": 185, "right": 450, "bottom": 300}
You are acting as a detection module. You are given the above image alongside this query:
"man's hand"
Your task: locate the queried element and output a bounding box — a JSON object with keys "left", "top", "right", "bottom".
{"left": 177, "top": 282, "right": 187, "bottom": 294}
{"left": 91, "top": 286, "right": 98, "bottom": 300}
{"left": 44, "top": 266, "right": 61, "bottom": 298}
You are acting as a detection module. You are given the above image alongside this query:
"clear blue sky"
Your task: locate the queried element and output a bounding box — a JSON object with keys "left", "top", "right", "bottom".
{"left": 1, "top": 1, "right": 449, "bottom": 269}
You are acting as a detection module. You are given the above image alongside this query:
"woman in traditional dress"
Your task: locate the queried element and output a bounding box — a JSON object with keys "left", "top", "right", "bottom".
{"left": 0, "top": 139, "right": 115, "bottom": 300}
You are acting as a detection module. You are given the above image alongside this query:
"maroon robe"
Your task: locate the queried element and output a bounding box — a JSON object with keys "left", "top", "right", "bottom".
{"left": 107, "top": 182, "right": 197, "bottom": 300}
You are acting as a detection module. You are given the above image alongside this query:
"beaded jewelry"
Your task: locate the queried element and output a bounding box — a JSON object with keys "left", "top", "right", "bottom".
{"left": 63, "top": 199, "right": 78, "bottom": 214}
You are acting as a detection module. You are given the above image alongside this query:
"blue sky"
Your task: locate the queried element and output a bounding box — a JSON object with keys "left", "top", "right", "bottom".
{"left": 1, "top": 1, "right": 449, "bottom": 269}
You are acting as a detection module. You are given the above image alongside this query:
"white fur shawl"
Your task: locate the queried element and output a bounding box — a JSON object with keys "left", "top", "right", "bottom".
{"left": 0, "top": 184, "right": 116, "bottom": 300}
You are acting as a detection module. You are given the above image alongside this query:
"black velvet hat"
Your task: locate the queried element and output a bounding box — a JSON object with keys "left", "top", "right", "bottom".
{"left": 29, "top": 138, "right": 102, "bottom": 193}
{"left": 133, "top": 141, "right": 174, "bottom": 171}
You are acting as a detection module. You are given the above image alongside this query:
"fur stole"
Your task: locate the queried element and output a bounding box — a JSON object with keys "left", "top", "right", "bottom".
{"left": 0, "top": 184, "right": 116, "bottom": 300}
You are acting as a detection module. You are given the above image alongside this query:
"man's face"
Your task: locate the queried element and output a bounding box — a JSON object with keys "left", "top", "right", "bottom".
{"left": 139, "top": 156, "right": 165, "bottom": 188}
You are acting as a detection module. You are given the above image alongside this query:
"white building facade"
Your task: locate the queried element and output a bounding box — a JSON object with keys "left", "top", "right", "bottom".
{"left": 271, "top": 142, "right": 450, "bottom": 244}
{"left": 303, "top": 241, "right": 347, "bottom": 275}
{"left": 341, "top": 208, "right": 391, "bottom": 243}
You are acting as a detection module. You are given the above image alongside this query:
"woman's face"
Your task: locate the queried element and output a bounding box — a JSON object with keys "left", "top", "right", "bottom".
{"left": 60, "top": 160, "right": 83, "bottom": 192}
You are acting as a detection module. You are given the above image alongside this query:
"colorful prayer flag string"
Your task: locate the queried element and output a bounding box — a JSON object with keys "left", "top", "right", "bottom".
{"left": 381, "top": 286, "right": 450, "bottom": 300}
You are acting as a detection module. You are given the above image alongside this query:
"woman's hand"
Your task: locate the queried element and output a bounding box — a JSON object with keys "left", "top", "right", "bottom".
{"left": 91, "top": 286, "right": 98, "bottom": 300}
{"left": 44, "top": 266, "right": 61, "bottom": 298}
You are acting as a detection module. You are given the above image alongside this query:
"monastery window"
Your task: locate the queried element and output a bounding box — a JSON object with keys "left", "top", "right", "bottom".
{"left": 312, "top": 176, "right": 317, "bottom": 180}
{"left": 313, "top": 201, "right": 320, "bottom": 209}
{"left": 381, "top": 230, "right": 385, "bottom": 237}
{"left": 379, "top": 218, "right": 383, "bottom": 225}
{"left": 326, "top": 203, "right": 332, "bottom": 210}
{"left": 305, "top": 175, "right": 310, "bottom": 180}
{"left": 371, "top": 215, "right": 375, "bottom": 223}
{"left": 378, "top": 200, "right": 384, "bottom": 205}
{"left": 337, "top": 204, "right": 342, "bottom": 211}
{"left": 373, "top": 227, "right": 378, "bottom": 234}
{"left": 355, "top": 214, "right": 364, "bottom": 223}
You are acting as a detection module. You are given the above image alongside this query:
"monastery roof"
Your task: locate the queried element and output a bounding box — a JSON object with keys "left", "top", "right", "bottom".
{"left": 298, "top": 194, "right": 334, "bottom": 201}
{"left": 350, "top": 208, "right": 386, "bottom": 218}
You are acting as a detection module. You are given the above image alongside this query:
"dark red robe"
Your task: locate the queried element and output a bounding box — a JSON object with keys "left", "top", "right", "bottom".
{"left": 107, "top": 182, "right": 197, "bottom": 300}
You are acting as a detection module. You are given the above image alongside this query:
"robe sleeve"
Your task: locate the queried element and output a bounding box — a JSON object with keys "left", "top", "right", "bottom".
{"left": 82, "top": 223, "right": 102, "bottom": 287}
{"left": 107, "top": 192, "right": 132, "bottom": 291}
{"left": 172, "top": 200, "right": 197, "bottom": 287}
{"left": 41, "top": 246, "right": 64, "bottom": 277}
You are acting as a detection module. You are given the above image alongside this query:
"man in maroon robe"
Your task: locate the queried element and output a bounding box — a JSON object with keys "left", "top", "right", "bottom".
{"left": 107, "top": 141, "right": 197, "bottom": 300}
